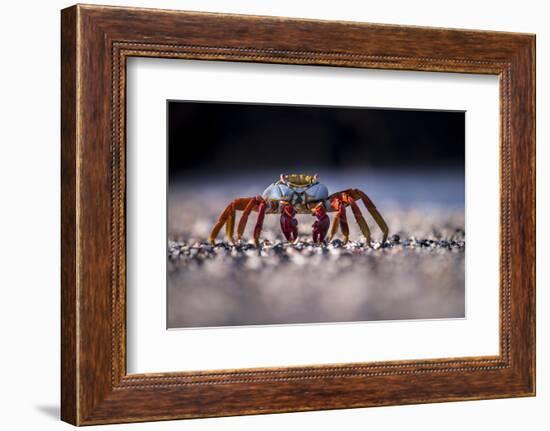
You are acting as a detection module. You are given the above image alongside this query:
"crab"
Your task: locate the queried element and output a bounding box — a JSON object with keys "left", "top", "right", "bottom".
{"left": 209, "top": 174, "right": 389, "bottom": 247}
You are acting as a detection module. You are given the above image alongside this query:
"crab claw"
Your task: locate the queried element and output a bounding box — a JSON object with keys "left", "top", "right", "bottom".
{"left": 280, "top": 203, "right": 298, "bottom": 242}
{"left": 312, "top": 204, "right": 329, "bottom": 243}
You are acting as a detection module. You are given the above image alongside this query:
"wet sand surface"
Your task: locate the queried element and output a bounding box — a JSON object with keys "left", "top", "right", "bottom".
{"left": 167, "top": 171, "right": 465, "bottom": 328}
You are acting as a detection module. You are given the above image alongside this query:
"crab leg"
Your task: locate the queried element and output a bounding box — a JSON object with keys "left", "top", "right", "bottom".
{"left": 225, "top": 202, "right": 236, "bottom": 243}
{"left": 348, "top": 195, "right": 372, "bottom": 246}
{"left": 353, "top": 189, "right": 389, "bottom": 243}
{"left": 328, "top": 212, "right": 340, "bottom": 241}
{"left": 337, "top": 200, "right": 350, "bottom": 244}
{"left": 209, "top": 204, "right": 233, "bottom": 244}
{"left": 236, "top": 197, "right": 257, "bottom": 241}
{"left": 209, "top": 198, "right": 254, "bottom": 244}
{"left": 253, "top": 201, "right": 267, "bottom": 246}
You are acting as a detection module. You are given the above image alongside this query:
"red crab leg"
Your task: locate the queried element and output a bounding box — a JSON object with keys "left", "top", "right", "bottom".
{"left": 331, "top": 199, "right": 350, "bottom": 244}
{"left": 253, "top": 201, "right": 267, "bottom": 246}
{"left": 312, "top": 204, "right": 330, "bottom": 243}
{"left": 348, "top": 195, "right": 372, "bottom": 246}
{"left": 280, "top": 202, "right": 298, "bottom": 242}
{"left": 352, "top": 189, "right": 389, "bottom": 243}
{"left": 236, "top": 197, "right": 257, "bottom": 241}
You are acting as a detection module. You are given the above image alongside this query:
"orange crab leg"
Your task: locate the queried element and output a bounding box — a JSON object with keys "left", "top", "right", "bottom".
{"left": 328, "top": 212, "right": 340, "bottom": 241}
{"left": 352, "top": 189, "right": 389, "bottom": 243}
{"left": 348, "top": 195, "right": 372, "bottom": 246}
{"left": 237, "top": 197, "right": 257, "bottom": 240}
{"left": 209, "top": 204, "right": 233, "bottom": 244}
{"left": 209, "top": 198, "right": 255, "bottom": 244}
{"left": 253, "top": 201, "right": 267, "bottom": 246}
{"left": 337, "top": 200, "right": 349, "bottom": 244}
{"left": 225, "top": 202, "right": 236, "bottom": 243}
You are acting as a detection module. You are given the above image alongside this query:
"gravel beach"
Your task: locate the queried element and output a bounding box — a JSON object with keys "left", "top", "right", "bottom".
{"left": 167, "top": 171, "right": 465, "bottom": 328}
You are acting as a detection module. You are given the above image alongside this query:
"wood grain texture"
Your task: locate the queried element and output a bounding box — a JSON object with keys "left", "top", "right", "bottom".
{"left": 60, "top": 5, "right": 78, "bottom": 425}
{"left": 60, "top": 4, "right": 535, "bottom": 425}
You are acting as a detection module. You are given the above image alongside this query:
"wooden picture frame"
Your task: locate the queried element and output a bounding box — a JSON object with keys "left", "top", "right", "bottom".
{"left": 61, "top": 4, "right": 535, "bottom": 425}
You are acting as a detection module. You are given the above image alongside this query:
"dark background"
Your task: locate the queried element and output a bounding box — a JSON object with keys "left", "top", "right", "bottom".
{"left": 168, "top": 101, "right": 464, "bottom": 178}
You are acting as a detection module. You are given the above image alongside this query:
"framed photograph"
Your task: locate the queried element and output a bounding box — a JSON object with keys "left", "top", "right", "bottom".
{"left": 61, "top": 4, "right": 535, "bottom": 425}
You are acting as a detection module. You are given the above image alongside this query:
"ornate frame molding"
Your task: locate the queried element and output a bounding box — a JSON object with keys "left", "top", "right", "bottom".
{"left": 61, "top": 5, "right": 535, "bottom": 425}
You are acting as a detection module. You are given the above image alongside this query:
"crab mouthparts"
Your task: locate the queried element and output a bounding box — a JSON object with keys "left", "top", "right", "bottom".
{"left": 280, "top": 173, "right": 319, "bottom": 187}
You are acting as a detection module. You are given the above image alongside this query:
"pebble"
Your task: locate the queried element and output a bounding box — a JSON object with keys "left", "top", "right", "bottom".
{"left": 331, "top": 239, "right": 343, "bottom": 248}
